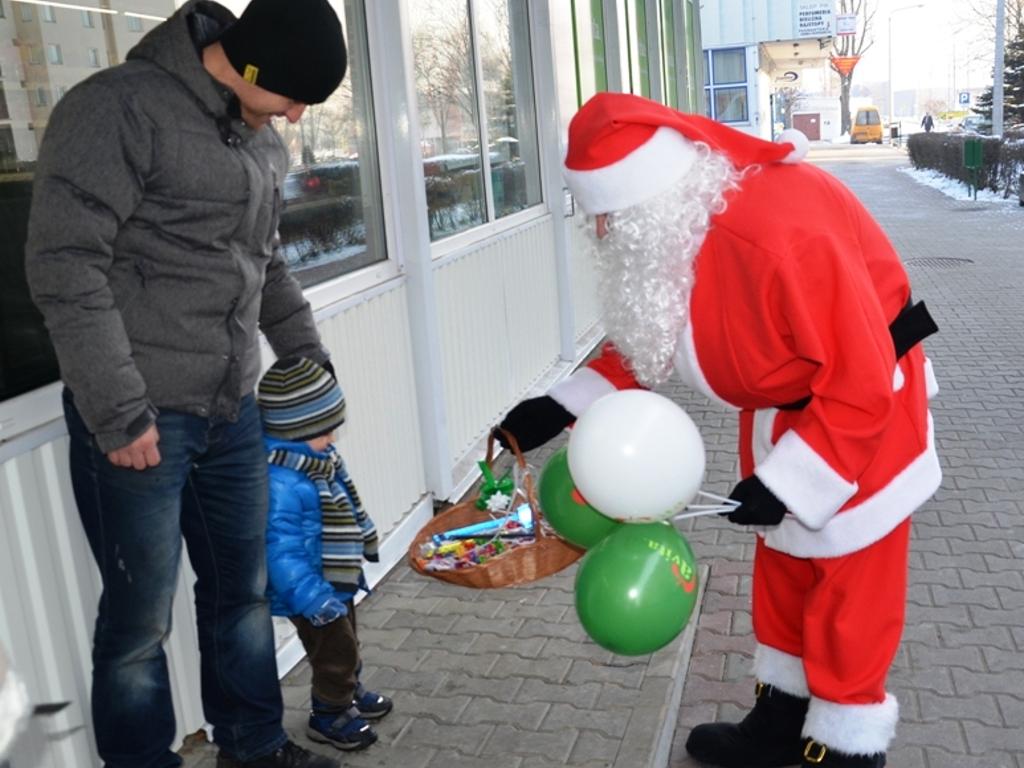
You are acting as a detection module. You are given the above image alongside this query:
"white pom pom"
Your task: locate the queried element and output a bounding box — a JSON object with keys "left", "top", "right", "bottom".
{"left": 776, "top": 128, "right": 809, "bottom": 164}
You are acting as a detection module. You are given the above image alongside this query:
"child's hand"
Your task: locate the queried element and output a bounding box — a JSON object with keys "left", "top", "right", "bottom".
{"left": 309, "top": 596, "right": 348, "bottom": 627}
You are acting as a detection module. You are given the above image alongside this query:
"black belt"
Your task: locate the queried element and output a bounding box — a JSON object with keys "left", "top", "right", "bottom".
{"left": 778, "top": 298, "right": 939, "bottom": 411}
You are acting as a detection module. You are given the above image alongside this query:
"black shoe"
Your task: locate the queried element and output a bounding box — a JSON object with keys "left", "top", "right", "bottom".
{"left": 216, "top": 740, "right": 340, "bottom": 768}
{"left": 686, "top": 682, "right": 809, "bottom": 768}
{"left": 801, "top": 740, "right": 885, "bottom": 767}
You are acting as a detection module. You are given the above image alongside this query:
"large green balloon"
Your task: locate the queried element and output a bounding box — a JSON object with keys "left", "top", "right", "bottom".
{"left": 574, "top": 522, "right": 699, "bottom": 656}
{"left": 539, "top": 446, "right": 621, "bottom": 549}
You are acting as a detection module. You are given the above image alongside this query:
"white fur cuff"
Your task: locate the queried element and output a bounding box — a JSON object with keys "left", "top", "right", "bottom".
{"left": 548, "top": 367, "right": 618, "bottom": 418}
{"left": 752, "top": 644, "right": 809, "bottom": 698}
{"left": 802, "top": 694, "right": 898, "bottom": 756}
{"left": 756, "top": 430, "right": 858, "bottom": 530}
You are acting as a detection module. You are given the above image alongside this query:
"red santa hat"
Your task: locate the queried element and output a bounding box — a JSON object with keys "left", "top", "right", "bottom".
{"left": 563, "top": 92, "right": 809, "bottom": 215}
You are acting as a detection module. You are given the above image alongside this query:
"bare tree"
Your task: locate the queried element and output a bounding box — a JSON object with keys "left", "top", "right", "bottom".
{"left": 412, "top": 1, "right": 477, "bottom": 155}
{"left": 830, "top": 0, "right": 876, "bottom": 134}
{"left": 775, "top": 86, "right": 806, "bottom": 129}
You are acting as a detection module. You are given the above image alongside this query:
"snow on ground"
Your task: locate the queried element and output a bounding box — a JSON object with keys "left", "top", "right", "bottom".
{"left": 898, "top": 165, "right": 1021, "bottom": 206}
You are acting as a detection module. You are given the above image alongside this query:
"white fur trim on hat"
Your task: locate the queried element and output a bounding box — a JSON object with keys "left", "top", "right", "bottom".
{"left": 803, "top": 694, "right": 899, "bottom": 756}
{"left": 563, "top": 127, "right": 699, "bottom": 214}
{"left": 776, "top": 128, "right": 809, "bottom": 164}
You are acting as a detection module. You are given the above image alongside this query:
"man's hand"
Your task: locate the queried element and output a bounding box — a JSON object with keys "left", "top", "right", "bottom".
{"left": 726, "top": 475, "right": 787, "bottom": 526}
{"left": 106, "top": 424, "right": 161, "bottom": 470}
{"left": 496, "top": 395, "right": 574, "bottom": 452}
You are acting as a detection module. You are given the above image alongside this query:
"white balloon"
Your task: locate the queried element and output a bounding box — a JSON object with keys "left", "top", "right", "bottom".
{"left": 567, "top": 390, "right": 705, "bottom": 522}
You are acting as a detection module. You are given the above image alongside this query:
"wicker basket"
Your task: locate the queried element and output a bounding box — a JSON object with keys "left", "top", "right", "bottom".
{"left": 409, "top": 431, "right": 583, "bottom": 588}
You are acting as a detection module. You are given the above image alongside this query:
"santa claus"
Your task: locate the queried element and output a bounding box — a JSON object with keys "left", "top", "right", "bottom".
{"left": 498, "top": 93, "right": 940, "bottom": 768}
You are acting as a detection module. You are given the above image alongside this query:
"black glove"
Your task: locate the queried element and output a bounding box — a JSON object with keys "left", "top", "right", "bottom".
{"left": 726, "top": 476, "right": 787, "bottom": 526}
{"left": 321, "top": 359, "right": 337, "bottom": 380}
{"left": 496, "top": 395, "right": 574, "bottom": 452}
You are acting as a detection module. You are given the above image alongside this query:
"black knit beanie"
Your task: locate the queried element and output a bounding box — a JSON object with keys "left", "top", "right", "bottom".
{"left": 220, "top": 0, "right": 347, "bottom": 105}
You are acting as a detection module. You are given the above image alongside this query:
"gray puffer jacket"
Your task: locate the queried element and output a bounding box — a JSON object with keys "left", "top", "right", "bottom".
{"left": 25, "top": 0, "right": 327, "bottom": 452}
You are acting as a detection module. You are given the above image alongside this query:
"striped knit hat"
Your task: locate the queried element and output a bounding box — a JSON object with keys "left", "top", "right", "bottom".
{"left": 257, "top": 357, "right": 345, "bottom": 442}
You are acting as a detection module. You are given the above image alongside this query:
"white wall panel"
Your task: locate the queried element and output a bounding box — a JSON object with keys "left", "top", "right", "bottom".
{"left": 569, "top": 215, "right": 602, "bottom": 341}
{"left": 314, "top": 284, "right": 427, "bottom": 537}
{"left": 435, "top": 216, "right": 562, "bottom": 465}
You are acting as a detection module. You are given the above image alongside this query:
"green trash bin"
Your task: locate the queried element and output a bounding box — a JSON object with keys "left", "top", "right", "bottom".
{"left": 963, "top": 138, "right": 983, "bottom": 200}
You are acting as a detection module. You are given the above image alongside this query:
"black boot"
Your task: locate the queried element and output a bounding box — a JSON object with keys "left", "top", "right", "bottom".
{"left": 801, "top": 739, "right": 885, "bottom": 767}
{"left": 216, "top": 740, "right": 340, "bottom": 768}
{"left": 685, "top": 682, "right": 809, "bottom": 768}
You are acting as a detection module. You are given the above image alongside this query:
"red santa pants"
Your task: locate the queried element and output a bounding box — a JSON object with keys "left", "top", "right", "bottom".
{"left": 751, "top": 518, "right": 911, "bottom": 704}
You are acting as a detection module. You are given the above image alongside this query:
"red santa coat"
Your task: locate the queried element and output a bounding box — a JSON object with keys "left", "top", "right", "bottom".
{"left": 552, "top": 160, "right": 941, "bottom": 559}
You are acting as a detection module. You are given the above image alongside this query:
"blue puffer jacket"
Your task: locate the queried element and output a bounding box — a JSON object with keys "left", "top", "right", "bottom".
{"left": 264, "top": 436, "right": 368, "bottom": 618}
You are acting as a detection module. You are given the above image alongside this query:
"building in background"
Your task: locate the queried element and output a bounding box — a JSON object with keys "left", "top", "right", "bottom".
{"left": 0, "top": 2, "right": 702, "bottom": 766}
{"left": 699, "top": 0, "right": 836, "bottom": 139}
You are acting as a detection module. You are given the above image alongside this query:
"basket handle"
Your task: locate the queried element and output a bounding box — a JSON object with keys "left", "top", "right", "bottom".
{"left": 487, "top": 428, "right": 545, "bottom": 539}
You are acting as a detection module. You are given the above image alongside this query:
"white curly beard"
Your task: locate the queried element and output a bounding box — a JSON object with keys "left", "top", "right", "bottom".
{"left": 588, "top": 146, "right": 740, "bottom": 387}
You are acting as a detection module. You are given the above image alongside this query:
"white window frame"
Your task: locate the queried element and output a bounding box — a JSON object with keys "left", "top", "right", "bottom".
{"left": 46, "top": 43, "right": 63, "bottom": 65}
{"left": 703, "top": 46, "right": 750, "bottom": 124}
{"left": 41, "top": 3, "right": 56, "bottom": 21}
{"left": 88, "top": 47, "right": 101, "bottom": 68}
{"left": 81, "top": 9, "right": 93, "bottom": 27}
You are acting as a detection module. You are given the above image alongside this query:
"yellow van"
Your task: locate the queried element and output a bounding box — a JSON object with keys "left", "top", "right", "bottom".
{"left": 851, "top": 106, "right": 883, "bottom": 144}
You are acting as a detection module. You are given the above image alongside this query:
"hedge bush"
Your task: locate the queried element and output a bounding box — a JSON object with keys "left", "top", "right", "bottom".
{"left": 906, "top": 131, "right": 1024, "bottom": 199}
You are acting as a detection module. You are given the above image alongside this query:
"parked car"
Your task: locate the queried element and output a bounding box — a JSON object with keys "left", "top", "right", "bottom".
{"left": 850, "top": 106, "right": 883, "bottom": 144}
{"left": 956, "top": 115, "right": 992, "bottom": 135}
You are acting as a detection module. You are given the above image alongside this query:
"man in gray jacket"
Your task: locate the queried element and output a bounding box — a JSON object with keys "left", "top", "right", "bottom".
{"left": 25, "top": 1, "right": 347, "bottom": 766}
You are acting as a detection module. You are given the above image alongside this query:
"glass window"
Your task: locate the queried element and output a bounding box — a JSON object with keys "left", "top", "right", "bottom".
{"left": 127, "top": 14, "right": 143, "bottom": 31}
{"left": 0, "top": 0, "right": 384, "bottom": 406}
{"left": 47, "top": 44, "right": 63, "bottom": 65}
{"left": 711, "top": 49, "right": 745, "bottom": 83}
{"left": 625, "top": 0, "right": 650, "bottom": 98}
{"left": 659, "top": 0, "right": 677, "bottom": 108}
{"left": 0, "top": 1, "right": 5, "bottom": 19}
{"left": 412, "top": 0, "right": 542, "bottom": 241}
{"left": 411, "top": 0, "right": 485, "bottom": 240}
{"left": 19, "top": 4, "right": 32, "bottom": 21}
{"left": 42, "top": 4, "right": 57, "bottom": 22}
{"left": 477, "top": 0, "right": 542, "bottom": 219}
{"left": 704, "top": 47, "right": 748, "bottom": 123}
{"left": 270, "top": 0, "right": 386, "bottom": 286}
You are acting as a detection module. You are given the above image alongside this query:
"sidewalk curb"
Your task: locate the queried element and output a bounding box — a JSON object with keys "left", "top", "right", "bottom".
{"left": 647, "top": 564, "right": 708, "bottom": 768}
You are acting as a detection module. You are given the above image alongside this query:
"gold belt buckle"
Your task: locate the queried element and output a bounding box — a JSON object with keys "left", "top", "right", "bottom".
{"left": 754, "top": 681, "right": 765, "bottom": 698}
{"left": 804, "top": 740, "right": 827, "bottom": 764}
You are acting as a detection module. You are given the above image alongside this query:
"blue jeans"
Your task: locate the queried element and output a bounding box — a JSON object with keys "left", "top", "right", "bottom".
{"left": 64, "top": 391, "right": 286, "bottom": 767}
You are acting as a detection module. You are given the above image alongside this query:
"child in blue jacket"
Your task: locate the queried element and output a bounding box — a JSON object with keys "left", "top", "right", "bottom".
{"left": 257, "top": 357, "right": 392, "bottom": 752}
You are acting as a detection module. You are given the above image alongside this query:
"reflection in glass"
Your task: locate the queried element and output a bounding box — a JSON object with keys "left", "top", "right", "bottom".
{"left": 0, "top": 0, "right": 381, "bottom": 404}
{"left": 477, "top": 0, "right": 541, "bottom": 219}
{"left": 410, "top": 0, "right": 485, "bottom": 240}
{"left": 713, "top": 86, "right": 747, "bottom": 122}
{"left": 271, "top": 0, "right": 385, "bottom": 287}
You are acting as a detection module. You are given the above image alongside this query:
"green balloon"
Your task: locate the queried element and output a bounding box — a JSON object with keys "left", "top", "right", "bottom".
{"left": 539, "top": 446, "right": 621, "bottom": 549}
{"left": 574, "top": 522, "right": 699, "bottom": 656}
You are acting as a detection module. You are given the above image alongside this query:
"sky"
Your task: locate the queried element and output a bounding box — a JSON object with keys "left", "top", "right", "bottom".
{"left": 852, "top": 0, "right": 1000, "bottom": 96}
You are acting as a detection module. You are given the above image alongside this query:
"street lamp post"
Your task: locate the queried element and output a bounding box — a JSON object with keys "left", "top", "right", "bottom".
{"left": 887, "top": 4, "right": 924, "bottom": 137}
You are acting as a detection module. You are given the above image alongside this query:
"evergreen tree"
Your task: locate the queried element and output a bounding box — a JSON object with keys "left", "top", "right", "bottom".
{"left": 974, "top": 27, "right": 1024, "bottom": 124}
